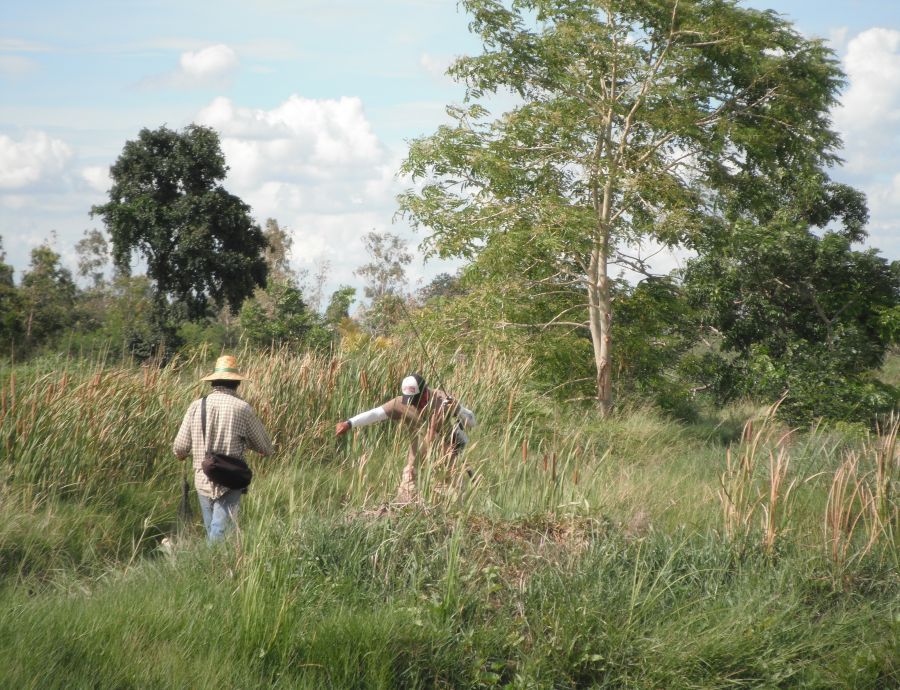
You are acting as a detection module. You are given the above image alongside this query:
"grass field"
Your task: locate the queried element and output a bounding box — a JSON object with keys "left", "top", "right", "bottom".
{"left": 0, "top": 345, "right": 897, "bottom": 688}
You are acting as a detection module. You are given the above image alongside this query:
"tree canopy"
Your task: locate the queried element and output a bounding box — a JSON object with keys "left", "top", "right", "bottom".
{"left": 91, "top": 124, "right": 267, "bottom": 321}
{"left": 399, "top": 0, "right": 847, "bottom": 412}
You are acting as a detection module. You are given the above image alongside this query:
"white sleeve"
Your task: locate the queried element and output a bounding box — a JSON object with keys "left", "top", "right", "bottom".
{"left": 458, "top": 406, "right": 476, "bottom": 429}
{"left": 348, "top": 406, "right": 389, "bottom": 429}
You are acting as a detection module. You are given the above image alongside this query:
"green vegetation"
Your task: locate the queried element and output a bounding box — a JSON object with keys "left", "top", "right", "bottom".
{"left": 400, "top": 0, "right": 849, "bottom": 411}
{"left": 1, "top": 346, "right": 896, "bottom": 688}
{"left": 0, "top": 1, "right": 897, "bottom": 686}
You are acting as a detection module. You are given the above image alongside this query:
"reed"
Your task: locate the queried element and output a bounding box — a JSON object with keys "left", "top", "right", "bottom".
{"left": 717, "top": 399, "right": 797, "bottom": 553}
{"left": 825, "top": 414, "right": 899, "bottom": 577}
{"left": 0, "top": 347, "right": 896, "bottom": 688}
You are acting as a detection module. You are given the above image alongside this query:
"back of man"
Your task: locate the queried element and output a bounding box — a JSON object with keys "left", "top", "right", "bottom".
{"left": 173, "top": 355, "right": 272, "bottom": 542}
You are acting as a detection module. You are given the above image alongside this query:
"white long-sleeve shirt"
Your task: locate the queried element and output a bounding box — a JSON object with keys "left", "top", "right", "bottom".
{"left": 348, "top": 393, "right": 476, "bottom": 431}
{"left": 349, "top": 403, "right": 475, "bottom": 429}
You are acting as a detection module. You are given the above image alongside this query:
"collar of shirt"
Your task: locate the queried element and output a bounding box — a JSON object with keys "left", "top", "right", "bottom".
{"left": 210, "top": 386, "right": 239, "bottom": 398}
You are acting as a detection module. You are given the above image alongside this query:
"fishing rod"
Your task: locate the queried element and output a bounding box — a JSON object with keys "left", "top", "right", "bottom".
{"left": 392, "top": 295, "right": 477, "bottom": 482}
{"left": 395, "top": 296, "right": 475, "bottom": 437}
{"left": 396, "top": 295, "right": 444, "bottom": 395}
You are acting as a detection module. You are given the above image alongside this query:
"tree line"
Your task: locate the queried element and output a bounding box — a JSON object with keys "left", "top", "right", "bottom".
{"left": 1, "top": 0, "right": 898, "bottom": 427}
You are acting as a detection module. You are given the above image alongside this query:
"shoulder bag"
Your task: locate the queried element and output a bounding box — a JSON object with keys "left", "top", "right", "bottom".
{"left": 200, "top": 396, "right": 253, "bottom": 490}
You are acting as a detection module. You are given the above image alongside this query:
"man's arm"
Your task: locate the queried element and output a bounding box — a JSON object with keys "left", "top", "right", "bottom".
{"left": 172, "top": 403, "right": 195, "bottom": 458}
{"left": 335, "top": 405, "right": 389, "bottom": 436}
{"left": 244, "top": 410, "right": 273, "bottom": 457}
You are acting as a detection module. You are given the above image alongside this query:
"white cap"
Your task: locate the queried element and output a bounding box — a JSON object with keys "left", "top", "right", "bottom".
{"left": 401, "top": 375, "right": 421, "bottom": 397}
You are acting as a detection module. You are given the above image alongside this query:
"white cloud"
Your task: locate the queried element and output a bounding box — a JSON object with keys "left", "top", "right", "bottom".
{"left": 141, "top": 43, "right": 239, "bottom": 89}
{"left": 0, "top": 38, "right": 49, "bottom": 52}
{"left": 0, "top": 131, "right": 72, "bottom": 190}
{"left": 178, "top": 44, "right": 238, "bottom": 82}
{"left": 0, "top": 55, "right": 38, "bottom": 78}
{"left": 829, "top": 27, "right": 849, "bottom": 52}
{"left": 420, "top": 52, "right": 455, "bottom": 81}
{"left": 196, "top": 94, "right": 384, "bottom": 180}
{"left": 81, "top": 165, "right": 110, "bottom": 193}
{"left": 192, "top": 94, "right": 427, "bottom": 291}
{"left": 834, "top": 28, "right": 900, "bottom": 134}
{"left": 829, "top": 27, "right": 900, "bottom": 261}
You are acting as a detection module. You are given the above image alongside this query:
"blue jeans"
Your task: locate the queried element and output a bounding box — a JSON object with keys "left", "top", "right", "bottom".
{"left": 197, "top": 490, "right": 241, "bottom": 543}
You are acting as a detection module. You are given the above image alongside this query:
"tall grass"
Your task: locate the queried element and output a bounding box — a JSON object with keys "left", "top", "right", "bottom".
{"left": 0, "top": 345, "right": 897, "bottom": 688}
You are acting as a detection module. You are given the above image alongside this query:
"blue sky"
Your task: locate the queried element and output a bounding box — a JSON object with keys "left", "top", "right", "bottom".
{"left": 2, "top": 0, "right": 899, "bottom": 302}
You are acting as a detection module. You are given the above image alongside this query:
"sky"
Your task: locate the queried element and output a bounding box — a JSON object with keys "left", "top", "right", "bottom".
{"left": 2, "top": 0, "right": 899, "bottom": 305}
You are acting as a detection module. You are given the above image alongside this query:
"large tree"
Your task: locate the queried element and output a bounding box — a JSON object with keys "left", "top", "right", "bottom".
{"left": 91, "top": 124, "right": 267, "bottom": 321}
{"left": 683, "top": 196, "right": 900, "bottom": 424}
{"left": 75, "top": 228, "right": 110, "bottom": 289}
{"left": 354, "top": 231, "right": 412, "bottom": 336}
{"left": 399, "top": 0, "right": 845, "bottom": 413}
{"left": 238, "top": 218, "right": 328, "bottom": 349}
{"left": 20, "top": 244, "right": 77, "bottom": 348}
{"left": 0, "top": 238, "right": 22, "bottom": 350}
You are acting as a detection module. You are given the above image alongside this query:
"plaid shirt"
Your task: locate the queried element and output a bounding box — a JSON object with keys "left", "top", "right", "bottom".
{"left": 173, "top": 387, "right": 273, "bottom": 498}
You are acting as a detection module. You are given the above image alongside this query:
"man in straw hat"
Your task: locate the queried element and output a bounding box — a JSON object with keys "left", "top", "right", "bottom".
{"left": 174, "top": 355, "right": 272, "bottom": 542}
{"left": 335, "top": 372, "right": 476, "bottom": 504}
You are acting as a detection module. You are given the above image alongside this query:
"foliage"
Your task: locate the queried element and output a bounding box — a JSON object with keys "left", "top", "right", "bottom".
{"left": 19, "top": 244, "right": 77, "bottom": 351}
{"left": 0, "top": 239, "right": 22, "bottom": 351}
{"left": 81, "top": 275, "right": 182, "bottom": 360}
{"left": 240, "top": 280, "right": 329, "bottom": 350}
{"left": 613, "top": 277, "right": 701, "bottom": 420}
{"left": 260, "top": 218, "right": 298, "bottom": 285}
{"left": 91, "top": 124, "right": 268, "bottom": 320}
{"left": 0, "top": 348, "right": 897, "bottom": 688}
{"left": 399, "top": 0, "right": 847, "bottom": 410}
{"left": 355, "top": 231, "right": 411, "bottom": 302}
{"left": 74, "top": 228, "right": 110, "bottom": 289}
{"left": 355, "top": 231, "right": 413, "bottom": 336}
{"left": 684, "top": 216, "right": 900, "bottom": 425}
{"left": 324, "top": 286, "right": 356, "bottom": 328}
{"left": 416, "top": 271, "right": 466, "bottom": 304}
{"left": 238, "top": 218, "right": 331, "bottom": 350}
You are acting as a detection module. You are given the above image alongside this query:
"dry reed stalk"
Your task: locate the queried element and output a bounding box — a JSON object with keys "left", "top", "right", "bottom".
{"left": 359, "top": 369, "right": 369, "bottom": 393}
{"left": 762, "top": 445, "right": 795, "bottom": 555}
{"left": 329, "top": 356, "right": 340, "bottom": 389}
{"left": 825, "top": 453, "right": 867, "bottom": 567}
{"left": 719, "top": 443, "right": 755, "bottom": 539}
{"left": 56, "top": 371, "right": 68, "bottom": 402}
{"left": 824, "top": 414, "right": 899, "bottom": 572}
{"left": 874, "top": 414, "right": 898, "bottom": 529}
{"left": 718, "top": 398, "right": 791, "bottom": 543}
{"left": 522, "top": 439, "right": 528, "bottom": 465}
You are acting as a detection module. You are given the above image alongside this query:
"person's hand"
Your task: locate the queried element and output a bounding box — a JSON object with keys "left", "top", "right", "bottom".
{"left": 335, "top": 420, "right": 351, "bottom": 436}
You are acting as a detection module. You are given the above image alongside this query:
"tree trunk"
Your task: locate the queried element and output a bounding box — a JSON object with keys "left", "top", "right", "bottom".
{"left": 588, "top": 242, "right": 612, "bottom": 416}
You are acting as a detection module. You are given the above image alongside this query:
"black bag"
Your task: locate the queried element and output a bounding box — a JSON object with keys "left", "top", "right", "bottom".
{"left": 200, "top": 396, "right": 253, "bottom": 490}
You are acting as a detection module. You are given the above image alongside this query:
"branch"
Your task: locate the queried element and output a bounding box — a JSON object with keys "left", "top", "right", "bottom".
{"left": 543, "top": 303, "right": 590, "bottom": 331}
{"left": 496, "top": 320, "right": 588, "bottom": 331}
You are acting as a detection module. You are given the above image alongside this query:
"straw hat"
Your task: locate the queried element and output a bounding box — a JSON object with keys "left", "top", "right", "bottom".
{"left": 201, "top": 355, "right": 249, "bottom": 381}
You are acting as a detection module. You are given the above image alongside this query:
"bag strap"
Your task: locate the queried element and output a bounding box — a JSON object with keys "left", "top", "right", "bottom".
{"left": 200, "top": 395, "right": 210, "bottom": 453}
